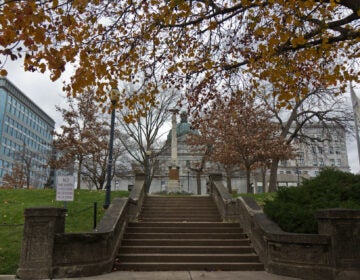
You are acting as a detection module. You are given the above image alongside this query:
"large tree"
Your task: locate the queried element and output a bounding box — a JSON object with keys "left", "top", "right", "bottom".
{"left": 117, "top": 83, "right": 178, "bottom": 193}
{"left": 194, "top": 93, "right": 292, "bottom": 193}
{"left": 260, "top": 86, "right": 353, "bottom": 192}
{"left": 0, "top": 1, "right": 359, "bottom": 118}
{"left": 80, "top": 118, "right": 127, "bottom": 190}
{"left": 1, "top": 142, "right": 39, "bottom": 189}
{"left": 53, "top": 89, "right": 114, "bottom": 189}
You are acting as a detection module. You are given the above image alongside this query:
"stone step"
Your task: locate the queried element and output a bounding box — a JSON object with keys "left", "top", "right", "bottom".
{"left": 127, "top": 222, "right": 240, "bottom": 228}
{"left": 114, "top": 196, "right": 264, "bottom": 272}
{"left": 144, "top": 196, "right": 212, "bottom": 200}
{"left": 141, "top": 205, "right": 217, "bottom": 209}
{"left": 114, "top": 262, "right": 264, "bottom": 271}
{"left": 138, "top": 217, "right": 222, "bottom": 222}
{"left": 126, "top": 227, "right": 243, "bottom": 234}
{"left": 121, "top": 239, "right": 251, "bottom": 246}
{"left": 119, "top": 246, "right": 254, "bottom": 254}
{"left": 117, "top": 253, "right": 260, "bottom": 263}
{"left": 139, "top": 214, "right": 221, "bottom": 219}
{"left": 142, "top": 201, "right": 215, "bottom": 204}
{"left": 141, "top": 207, "right": 219, "bottom": 212}
{"left": 123, "top": 233, "right": 247, "bottom": 239}
{"left": 139, "top": 214, "right": 221, "bottom": 218}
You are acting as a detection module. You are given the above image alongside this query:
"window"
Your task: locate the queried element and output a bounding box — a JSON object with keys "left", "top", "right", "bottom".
{"left": 318, "top": 147, "right": 323, "bottom": 154}
{"left": 337, "top": 159, "right": 341, "bottom": 166}
{"left": 313, "top": 159, "right": 318, "bottom": 166}
{"left": 297, "top": 152, "right": 304, "bottom": 166}
{"left": 330, "top": 159, "right": 335, "bottom": 166}
{"left": 329, "top": 146, "right": 334, "bottom": 154}
{"left": 319, "top": 158, "right": 324, "bottom": 166}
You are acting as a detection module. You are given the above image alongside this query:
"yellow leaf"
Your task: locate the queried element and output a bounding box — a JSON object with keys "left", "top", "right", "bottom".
{"left": 0, "top": 69, "right": 8, "bottom": 76}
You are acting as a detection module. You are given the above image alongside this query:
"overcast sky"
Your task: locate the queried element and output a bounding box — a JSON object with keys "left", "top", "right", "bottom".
{"left": 3, "top": 60, "right": 360, "bottom": 174}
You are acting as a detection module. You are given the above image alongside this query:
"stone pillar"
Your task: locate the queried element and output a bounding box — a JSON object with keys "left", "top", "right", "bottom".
{"left": 170, "top": 109, "right": 178, "bottom": 167}
{"left": 316, "top": 209, "right": 360, "bottom": 280}
{"left": 167, "top": 109, "right": 180, "bottom": 193}
{"left": 17, "top": 207, "right": 67, "bottom": 280}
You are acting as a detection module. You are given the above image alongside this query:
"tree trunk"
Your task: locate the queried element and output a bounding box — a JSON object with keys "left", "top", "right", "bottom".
{"left": 26, "top": 170, "right": 30, "bottom": 189}
{"left": 77, "top": 159, "right": 82, "bottom": 190}
{"left": 261, "top": 166, "right": 267, "bottom": 193}
{"left": 268, "top": 159, "right": 279, "bottom": 192}
{"left": 226, "top": 175, "right": 232, "bottom": 193}
{"left": 246, "top": 166, "right": 252, "bottom": 194}
{"left": 196, "top": 171, "right": 201, "bottom": 195}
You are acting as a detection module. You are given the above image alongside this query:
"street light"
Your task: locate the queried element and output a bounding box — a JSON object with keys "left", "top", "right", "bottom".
{"left": 103, "top": 87, "right": 120, "bottom": 209}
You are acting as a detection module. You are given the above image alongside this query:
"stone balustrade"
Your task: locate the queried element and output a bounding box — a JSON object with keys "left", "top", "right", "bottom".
{"left": 209, "top": 174, "right": 360, "bottom": 280}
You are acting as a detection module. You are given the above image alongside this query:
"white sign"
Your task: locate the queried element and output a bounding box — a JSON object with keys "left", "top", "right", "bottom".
{"left": 56, "top": 176, "right": 75, "bottom": 201}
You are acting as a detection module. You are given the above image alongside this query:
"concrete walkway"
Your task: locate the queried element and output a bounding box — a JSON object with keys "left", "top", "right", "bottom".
{"left": 0, "top": 271, "right": 301, "bottom": 280}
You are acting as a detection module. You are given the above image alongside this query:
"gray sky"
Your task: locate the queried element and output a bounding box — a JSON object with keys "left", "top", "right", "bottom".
{"left": 3, "top": 60, "right": 360, "bottom": 174}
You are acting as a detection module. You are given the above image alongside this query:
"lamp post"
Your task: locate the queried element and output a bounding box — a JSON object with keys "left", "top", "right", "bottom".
{"left": 103, "top": 87, "right": 120, "bottom": 209}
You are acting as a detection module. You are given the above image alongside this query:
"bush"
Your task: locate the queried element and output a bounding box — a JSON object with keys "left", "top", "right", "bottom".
{"left": 263, "top": 168, "right": 360, "bottom": 233}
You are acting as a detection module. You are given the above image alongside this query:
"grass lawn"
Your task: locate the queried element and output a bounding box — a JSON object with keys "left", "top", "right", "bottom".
{"left": 0, "top": 189, "right": 129, "bottom": 275}
{"left": 233, "top": 192, "right": 277, "bottom": 207}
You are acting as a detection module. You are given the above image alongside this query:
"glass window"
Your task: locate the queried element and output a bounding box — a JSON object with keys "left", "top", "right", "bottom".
{"left": 297, "top": 152, "right": 304, "bottom": 166}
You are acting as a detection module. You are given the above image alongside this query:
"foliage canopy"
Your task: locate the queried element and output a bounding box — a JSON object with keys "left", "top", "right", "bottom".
{"left": 1, "top": 1, "right": 359, "bottom": 117}
{"left": 264, "top": 168, "right": 360, "bottom": 233}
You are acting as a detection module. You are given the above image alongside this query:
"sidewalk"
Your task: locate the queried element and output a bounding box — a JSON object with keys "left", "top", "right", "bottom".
{"left": 0, "top": 271, "right": 301, "bottom": 280}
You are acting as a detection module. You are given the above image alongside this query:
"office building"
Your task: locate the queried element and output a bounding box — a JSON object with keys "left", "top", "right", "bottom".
{"left": 0, "top": 77, "right": 55, "bottom": 188}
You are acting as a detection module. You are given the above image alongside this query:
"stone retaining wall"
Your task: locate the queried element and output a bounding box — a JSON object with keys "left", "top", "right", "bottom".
{"left": 209, "top": 175, "right": 360, "bottom": 280}
{"left": 17, "top": 174, "right": 146, "bottom": 280}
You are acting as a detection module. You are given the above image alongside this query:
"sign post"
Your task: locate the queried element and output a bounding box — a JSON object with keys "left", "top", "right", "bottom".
{"left": 56, "top": 176, "right": 74, "bottom": 208}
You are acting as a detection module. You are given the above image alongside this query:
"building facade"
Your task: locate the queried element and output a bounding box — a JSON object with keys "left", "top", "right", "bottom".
{"left": 255, "top": 123, "right": 350, "bottom": 191}
{"left": 0, "top": 77, "right": 55, "bottom": 188}
{"left": 155, "top": 115, "right": 350, "bottom": 194}
{"left": 154, "top": 112, "right": 207, "bottom": 194}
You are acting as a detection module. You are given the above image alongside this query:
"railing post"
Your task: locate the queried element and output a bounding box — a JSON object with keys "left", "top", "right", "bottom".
{"left": 17, "top": 207, "right": 67, "bottom": 280}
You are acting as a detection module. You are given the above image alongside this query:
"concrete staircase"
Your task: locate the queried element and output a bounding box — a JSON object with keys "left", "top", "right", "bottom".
{"left": 114, "top": 196, "right": 264, "bottom": 271}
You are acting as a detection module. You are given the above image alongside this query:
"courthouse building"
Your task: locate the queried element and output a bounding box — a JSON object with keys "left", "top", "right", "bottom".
{"left": 0, "top": 77, "right": 55, "bottom": 188}
{"left": 154, "top": 114, "right": 350, "bottom": 194}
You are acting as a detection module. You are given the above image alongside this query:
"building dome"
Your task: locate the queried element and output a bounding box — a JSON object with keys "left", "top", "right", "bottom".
{"left": 167, "top": 112, "right": 198, "bottom": 141}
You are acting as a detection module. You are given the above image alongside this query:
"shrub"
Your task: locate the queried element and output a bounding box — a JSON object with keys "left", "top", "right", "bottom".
{"left": 263, "top": 168, "right": 360, "bottom": 233}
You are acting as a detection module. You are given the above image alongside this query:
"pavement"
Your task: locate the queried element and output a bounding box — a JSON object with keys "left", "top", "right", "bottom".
{"left": 1, "top": 271, "right": 301, "bottom": 280}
